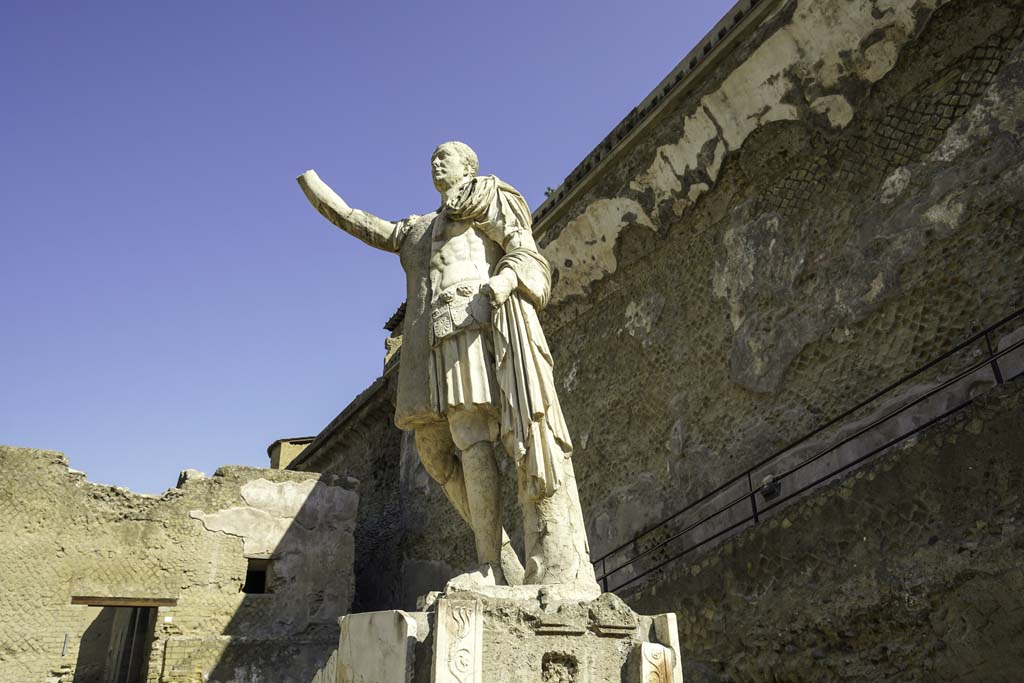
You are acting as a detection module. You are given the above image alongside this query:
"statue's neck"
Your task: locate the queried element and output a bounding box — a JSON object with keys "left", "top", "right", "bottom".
{"left": 439, "top": 177, "right": 473, "bottom": 207}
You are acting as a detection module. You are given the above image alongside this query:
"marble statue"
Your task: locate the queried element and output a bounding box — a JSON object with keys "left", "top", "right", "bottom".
{"left": 298, "top": 142, "right": 596, "bottom": 594}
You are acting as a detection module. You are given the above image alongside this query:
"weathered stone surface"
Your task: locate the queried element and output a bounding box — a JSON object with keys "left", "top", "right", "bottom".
{"left": 432, "top": 598, "right": 484, "bottom": 683}
{"left": 189, "top": 477, "right": 357, "bottom": 557}
{"left": 176, "top": 468, "right": 206, "bottom": 487}
{"left": 537, "top": 0, "right": 1024, "bottom": 574}
{"left": 627, "top": 377, "right": 1024, "bottom": 680}
{"left": 448, "top": 593, "right": 681, "bottom": 683}
{"left": 652, "top": 614, "right": 684, "bottom": 683}
{"left": 268, "top": 438, "right": 314, "bottom": 470}
{"left": 310, "top": 593, "right": 684, "bottom": 683}
{"left": 0, "top": 449, "right": 357, "bottom": 683}
{"left": 629, "top": 642, "right": 679, "bottom": 683}
{"left": 338, "top": 610, "right": 418, "bottom": 683}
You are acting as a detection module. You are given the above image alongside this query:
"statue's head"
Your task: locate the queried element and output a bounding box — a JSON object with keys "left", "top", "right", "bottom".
{"left": 431, "top": 141, "right": 478, "bottom": 192}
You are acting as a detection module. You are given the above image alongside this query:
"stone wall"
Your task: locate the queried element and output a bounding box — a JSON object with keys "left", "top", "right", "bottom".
{"left": 0, "top": 447, "right": 358, "bottom": 683}
{"left": 536, "top": 1, "right": 1024, "bottom": 677}
{"left": 287, "top": 375, "right": 414, "bottom": 613}
{"left": 626, "top": 376, "right": 1024, "bottom": 681}
{"left": 537, "top": 0, "right": 1024, "bottom": 565}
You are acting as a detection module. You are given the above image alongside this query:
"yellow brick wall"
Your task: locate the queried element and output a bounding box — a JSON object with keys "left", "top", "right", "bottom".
{"left": 0, "top": 447, "right": 355, "bottom": 683}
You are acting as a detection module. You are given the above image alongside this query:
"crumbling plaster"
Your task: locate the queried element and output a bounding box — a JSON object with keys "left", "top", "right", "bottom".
{"left": 0, "top": 448, "right": 358, "bottom": 683}
{"left": 190, "top": 478, "right": 358, "bottom": 557}
{"left": 513, "top": 0, "right": 1024, "bottom": 656}
{"left": 544, "top": 0, "right": 952, "bottom": 307}
{"left": 538, "top": 0, "right": 1024, "bottom": 399}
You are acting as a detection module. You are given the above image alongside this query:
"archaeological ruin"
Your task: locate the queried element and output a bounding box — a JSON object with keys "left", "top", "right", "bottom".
{"left": 3, "top": 0, "right": 1023, "bottom": 680}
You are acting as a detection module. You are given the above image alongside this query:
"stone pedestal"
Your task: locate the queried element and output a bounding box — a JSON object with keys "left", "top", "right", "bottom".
{"left": 334, "top": 610, "right": 424, "bottom": 683}
{"left": 334, "top": 590, "right": 683, "bottom": 683}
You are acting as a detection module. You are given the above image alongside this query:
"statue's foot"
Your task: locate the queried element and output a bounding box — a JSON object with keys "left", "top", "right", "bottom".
{"left": 445, "top": 563, "right": 506, "bottom": 592}
{"left": 524, "top": 558, "right": 602, "bottom": 602}
{"left": 536, "top": 578, "right": 603, "bottom": 605}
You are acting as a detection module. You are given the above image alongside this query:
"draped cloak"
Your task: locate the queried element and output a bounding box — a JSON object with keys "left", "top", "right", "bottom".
{"left": 444, "top": 176, "right": 573, "bottom": 500}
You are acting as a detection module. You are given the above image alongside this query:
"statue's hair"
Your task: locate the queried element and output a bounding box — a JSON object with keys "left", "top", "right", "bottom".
{"left": 434, "top": 141, "right": 479, "bottom": 177}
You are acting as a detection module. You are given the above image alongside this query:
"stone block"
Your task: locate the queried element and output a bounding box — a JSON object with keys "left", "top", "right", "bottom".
{"left": 417, "top": 591, "right": 683, "bottom": 682}
{"left": 638, "top": 643, "right": 679, "bottom": 679}
{"left": 338, "top": 610, "right": 419, "bottom": 683}
{"left": 630, "top": 642, "right": 679, "bottom": 683}
{"left": 432, "top": 598, "right": 483, "bottom": 683}
{"left": 652, "top": 613, "right": 684, "bottom": 683}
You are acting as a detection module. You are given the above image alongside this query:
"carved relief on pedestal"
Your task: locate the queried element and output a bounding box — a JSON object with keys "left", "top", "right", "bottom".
{"left": 652, "top": 613, "right": 684, "bottom": 683}
{"left": 432, "top": 598, "right": 483, "bottom": 683}
{"left": 638, "top": 643, "right": 676, "bottom": 683}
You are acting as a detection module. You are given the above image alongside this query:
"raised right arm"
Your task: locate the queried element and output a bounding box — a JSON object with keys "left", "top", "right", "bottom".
{"left": 297, "top": 170, "right": 399, "bottom": 253}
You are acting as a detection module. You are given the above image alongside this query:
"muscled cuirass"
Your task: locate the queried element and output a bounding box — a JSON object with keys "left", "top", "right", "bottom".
{"left": 428, "top": 213, "right": 503, "bottom": 346}
{"left": 391, "top": 176, "right": 536, "bottom": 431}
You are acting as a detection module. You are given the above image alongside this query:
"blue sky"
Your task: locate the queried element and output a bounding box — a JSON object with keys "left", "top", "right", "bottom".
{"left": 1, "top": 1, "right": 736, "bottom": 493}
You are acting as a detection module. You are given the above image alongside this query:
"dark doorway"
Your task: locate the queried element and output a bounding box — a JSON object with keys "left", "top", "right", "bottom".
{"left": 102, "top": 607, "right": 154, "bottom": 683}
{"left": 71, "top": 597, "right": 172, "bottom": 683}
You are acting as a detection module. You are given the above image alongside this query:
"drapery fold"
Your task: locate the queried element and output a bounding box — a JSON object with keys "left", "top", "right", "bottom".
{"left": 447, "top": 175, "right": 573, "bottom": 500}
{"left": 492, "top": 284, "right": 573, "bottom": 500}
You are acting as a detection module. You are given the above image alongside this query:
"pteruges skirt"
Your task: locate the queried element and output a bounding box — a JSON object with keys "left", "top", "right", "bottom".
{"left": 430, "top": 326, "right": 500, "bottom": 416}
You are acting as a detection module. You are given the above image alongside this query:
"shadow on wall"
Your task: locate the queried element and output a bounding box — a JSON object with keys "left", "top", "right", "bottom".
{"left": 181, "top": 473, "right": 359, "bottom": 683}
{"left": 38, "top": 465, "right": 360, "bottom": 683}
{"left": 71, "top": 606, "right": 155, "bottom": 683}
{"left": 0, "top": 444, "right": 363, "bottom": 683}
{"left": 72, "top": 607, "right": 114, "bottom": 683}
{"left": 592, "top": 313, "right": 1024, "bottom": 594}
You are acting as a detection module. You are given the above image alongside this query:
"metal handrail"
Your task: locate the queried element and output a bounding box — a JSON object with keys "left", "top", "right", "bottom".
{"left": 594, "top": 305, "right": 1024, "bottom": 592}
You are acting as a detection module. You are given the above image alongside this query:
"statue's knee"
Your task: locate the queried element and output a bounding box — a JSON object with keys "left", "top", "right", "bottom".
{"left": 448, "top": 408, "right": 499, "bottom": 452}
{"left": 414, "top": 426, "right": 458, "bottom": 486}
{"left": 420, "top": 446, "right": 458, "bottom": 485}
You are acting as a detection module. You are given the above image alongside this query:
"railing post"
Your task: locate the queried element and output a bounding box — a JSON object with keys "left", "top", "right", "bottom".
{"left": 747, "top": 472, "right": 759, "bottom": 524}
{"left": 984, "top": 331, "right": 1005, "bottom": 384}
{"left": 601, "top": 558, "right": 608, "bottom": 592}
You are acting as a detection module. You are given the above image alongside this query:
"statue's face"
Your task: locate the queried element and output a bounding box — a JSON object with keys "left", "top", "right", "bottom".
{"left": 431, "top": 144, "right": 470, "bottom": 191}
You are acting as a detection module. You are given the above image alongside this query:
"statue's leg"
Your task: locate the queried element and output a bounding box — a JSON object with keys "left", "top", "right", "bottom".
{"left": 519, "top": 458, "right": 598, "bottom": 589}
{"left": 414, "top": 422, "right": 470, "bottom": 522}
{"left": 448, "top": 408, "right": 505, "bottom": 586}
{"left": 414, "top": 421, "right": 524, "bottom": 585}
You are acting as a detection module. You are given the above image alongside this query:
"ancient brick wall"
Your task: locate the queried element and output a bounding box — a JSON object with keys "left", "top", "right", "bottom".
{"left": 536, "top": 0, "right": 1024, "bottom": 572}
{"left": 626, "top": 377, "right": 1024, "bottom": 680}
{"left": 528, "top": 0, "right": 1024, "bottom": 676}
{"left": 0, "top": 448, "right": 357, "bottom": 683}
